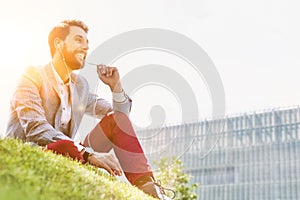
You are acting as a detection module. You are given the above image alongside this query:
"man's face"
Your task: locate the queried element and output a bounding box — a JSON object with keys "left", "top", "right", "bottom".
{"left": 62, "top": 26, "right": 89, "bottom": 70}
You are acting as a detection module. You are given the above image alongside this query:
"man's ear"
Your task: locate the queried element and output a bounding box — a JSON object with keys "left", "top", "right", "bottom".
{"left": 54, "top": 38, "right": 63, "bottom": 50}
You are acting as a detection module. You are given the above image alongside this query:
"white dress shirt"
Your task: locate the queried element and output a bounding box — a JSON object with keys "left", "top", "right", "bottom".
{"left": 50, "top": 63, "right": 72, "bottom": 128}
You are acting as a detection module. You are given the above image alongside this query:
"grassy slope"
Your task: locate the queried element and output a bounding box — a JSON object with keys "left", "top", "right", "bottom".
{"left": 0, "top": 138, "right": 154, "bottom": 200}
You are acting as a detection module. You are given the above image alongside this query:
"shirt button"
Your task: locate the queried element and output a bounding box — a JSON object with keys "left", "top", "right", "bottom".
{"left": 61, "top": 123, "right": 65, "bottom": 126}
{"left": 63, "top": 107, "right": 66, "bottom": 110}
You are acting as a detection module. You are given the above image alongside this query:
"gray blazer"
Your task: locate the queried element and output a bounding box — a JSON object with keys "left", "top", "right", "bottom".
{"left": 5, "top": 64, "right": 131, "bottom": 146}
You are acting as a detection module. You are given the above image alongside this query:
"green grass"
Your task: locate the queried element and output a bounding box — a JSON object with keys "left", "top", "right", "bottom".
{"left": 0, "top": 138, "right": 155, "bottom": 200}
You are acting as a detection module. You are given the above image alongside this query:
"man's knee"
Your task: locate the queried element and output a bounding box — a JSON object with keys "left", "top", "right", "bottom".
{"left": 100, "top": 111, "right": 135, "bottom": 137}
{"left": 101, "top": 111, "right": 130, "bottom": 125}
{"left": 106, "top": 111, "right": 129, "bottom": 118}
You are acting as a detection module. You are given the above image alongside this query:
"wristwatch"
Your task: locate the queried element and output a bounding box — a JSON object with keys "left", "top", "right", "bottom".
{"left": 83, "top": 147, "right": 95, "bottom": 162}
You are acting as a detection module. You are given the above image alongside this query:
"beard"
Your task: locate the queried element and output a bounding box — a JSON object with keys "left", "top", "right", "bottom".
{"left": 62, "top": 47, "right": 84, "bottom": 70}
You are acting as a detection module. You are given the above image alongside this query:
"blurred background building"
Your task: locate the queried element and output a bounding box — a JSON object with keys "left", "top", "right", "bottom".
{"left": 137, "top": 106, "right": 300, "bottom": 199}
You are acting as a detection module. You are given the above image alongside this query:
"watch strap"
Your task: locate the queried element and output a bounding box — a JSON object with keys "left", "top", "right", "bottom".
{"left": 82, "top": 147, "right": 95, "bottom": 163}
{"left": 83, "top": 150, "right": 90, "bottom": 162}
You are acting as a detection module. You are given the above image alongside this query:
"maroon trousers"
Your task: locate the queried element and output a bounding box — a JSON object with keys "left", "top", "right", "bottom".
{"left": 47, "top": 112, "right": 152, "bottom": 184}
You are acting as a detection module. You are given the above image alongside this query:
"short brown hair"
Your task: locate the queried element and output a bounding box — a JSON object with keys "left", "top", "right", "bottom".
{"left": 48, "top": 20, "right": 89, "bottom": 57}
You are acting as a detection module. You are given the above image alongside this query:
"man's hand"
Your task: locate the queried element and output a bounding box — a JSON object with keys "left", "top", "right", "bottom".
{"left": 97, "top": 65, "right": 122, "bottom": 92}
{"left": 87, "top": 152, "right": 123, "bottom": 176}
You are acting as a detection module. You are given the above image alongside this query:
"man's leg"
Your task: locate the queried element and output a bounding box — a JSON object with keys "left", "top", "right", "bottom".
{"left": 84, "top": 112, "right": 174, "bottom": 199}
{"left": 83, "top": 111, "right": 153, "bottom": 184}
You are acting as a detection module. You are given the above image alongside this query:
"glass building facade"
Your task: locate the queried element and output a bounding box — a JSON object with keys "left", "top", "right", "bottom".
{"left": 136, "top": 107, "right": 300, "bottom": 200}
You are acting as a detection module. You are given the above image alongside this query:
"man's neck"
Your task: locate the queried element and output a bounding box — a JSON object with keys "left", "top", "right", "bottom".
{"left": 52, "top": 58, "right": 71, "bottom": 84}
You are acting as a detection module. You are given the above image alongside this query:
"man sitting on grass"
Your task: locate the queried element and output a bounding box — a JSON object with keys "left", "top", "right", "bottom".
{"left": 5, "top": 19, "right": 173, "bottom": 200}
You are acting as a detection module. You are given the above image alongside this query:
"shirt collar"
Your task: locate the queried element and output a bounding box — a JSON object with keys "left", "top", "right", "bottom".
{"left": 50, "top": 62, "right": 71, "bottom": 86}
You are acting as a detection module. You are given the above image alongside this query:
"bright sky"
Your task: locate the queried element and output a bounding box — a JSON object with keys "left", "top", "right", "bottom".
{"left": 1, "top": 0, "right": 300, "bottom": 135}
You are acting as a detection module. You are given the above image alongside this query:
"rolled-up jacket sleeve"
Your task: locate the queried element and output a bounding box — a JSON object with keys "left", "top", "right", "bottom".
{"left": 85, "top": 90, "right": 132, "bottom": 118}
{"left": 112, "top": 91, "right": 132, "bottom": 115}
